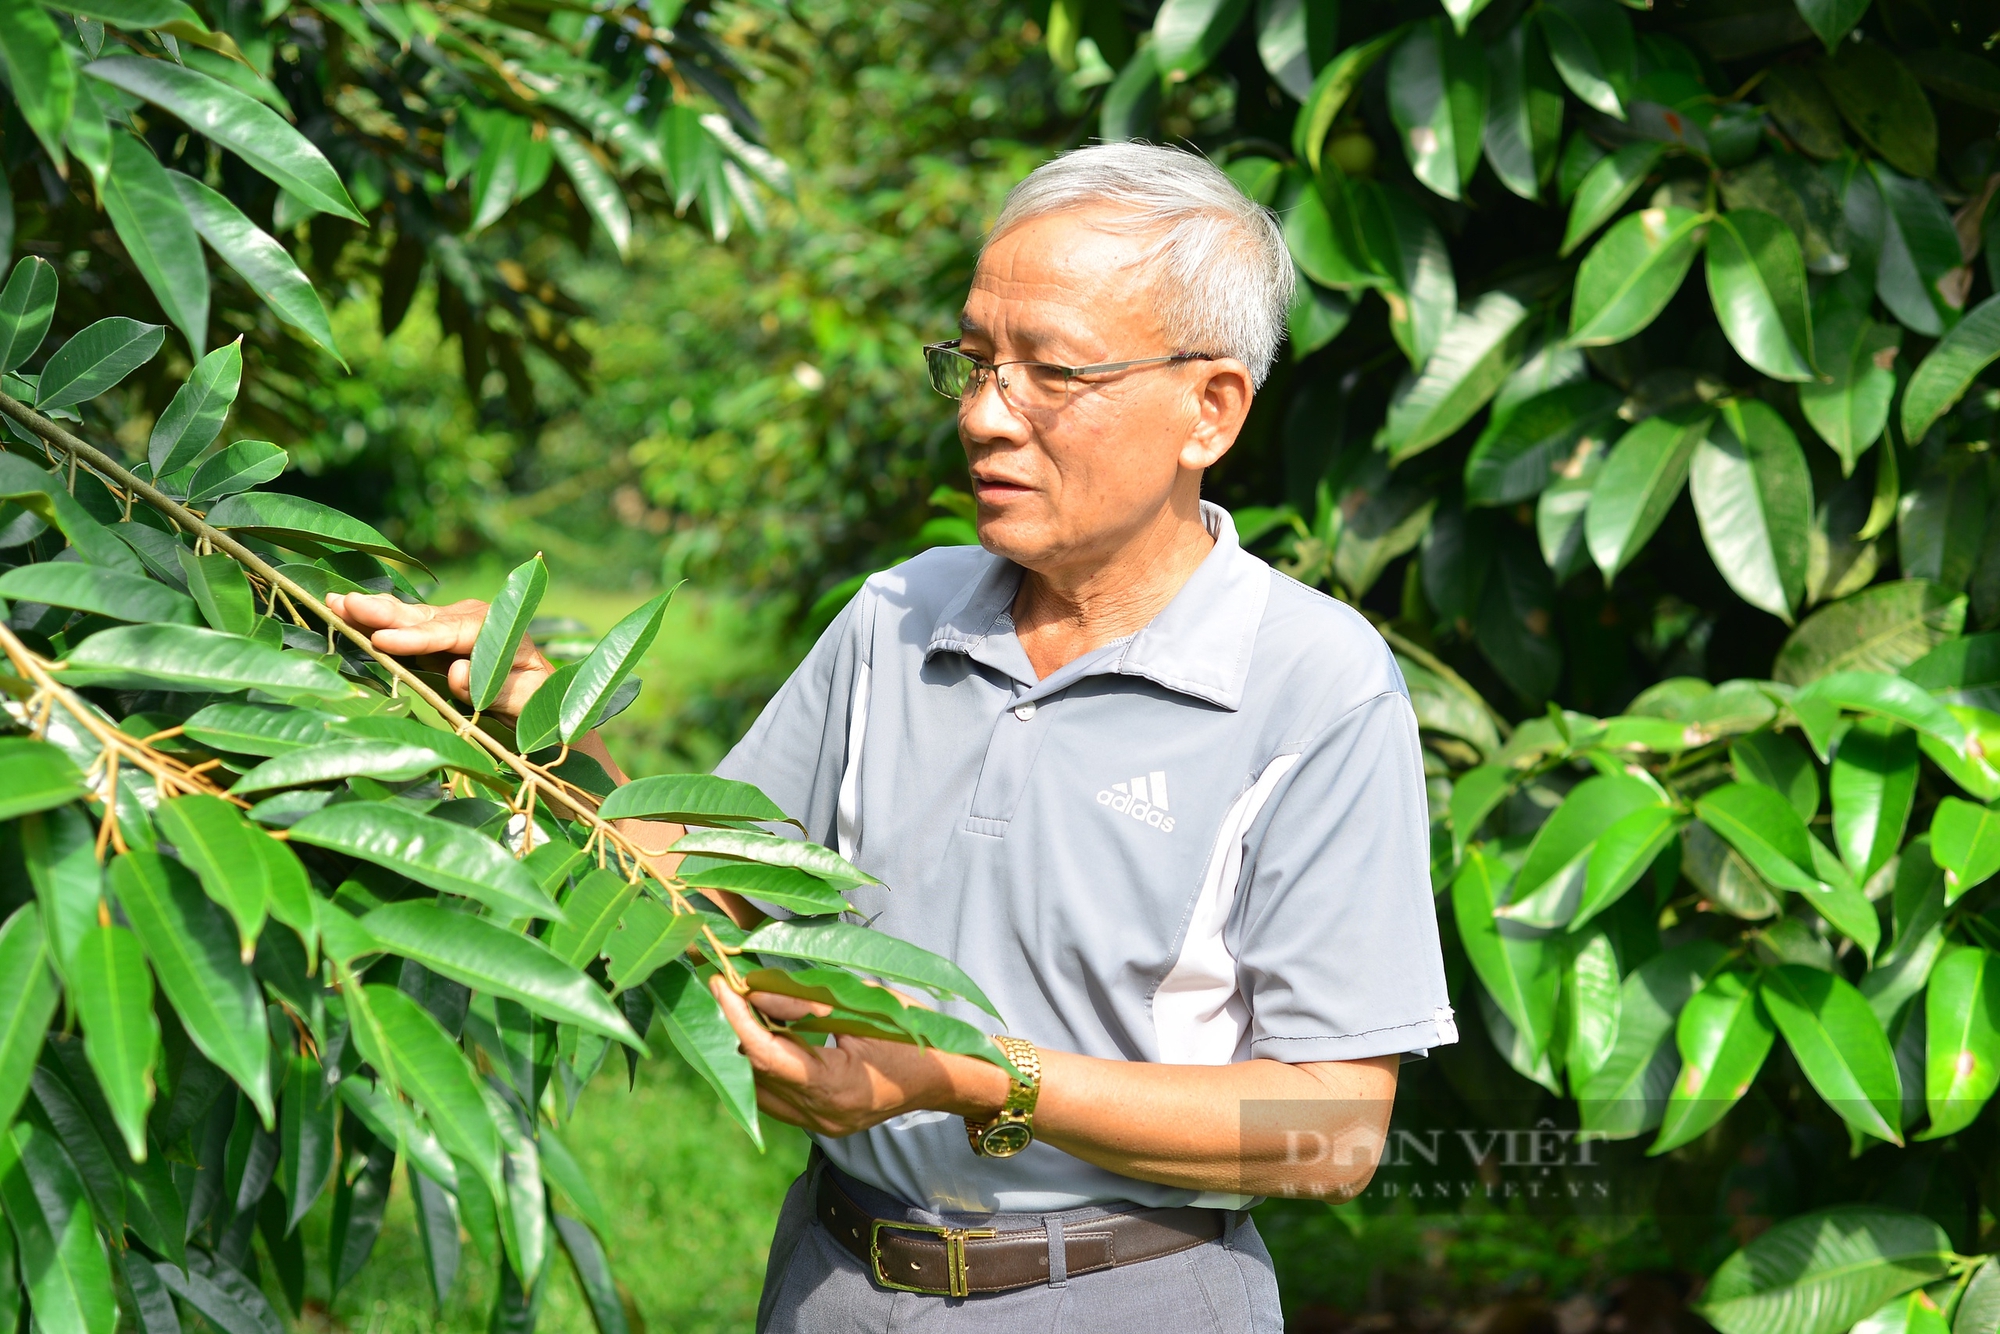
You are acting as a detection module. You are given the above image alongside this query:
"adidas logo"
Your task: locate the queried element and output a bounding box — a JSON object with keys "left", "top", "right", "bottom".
{"left": 1097, "top": 770, "right": 1175, "bottom": 833}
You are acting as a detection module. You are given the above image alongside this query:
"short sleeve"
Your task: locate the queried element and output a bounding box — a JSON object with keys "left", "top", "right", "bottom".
{"left": 711, "top": 592, "right": 866, "bottom": 849}
{"left": 1230, "top": 691, "right": 1456, "bottom": 1063}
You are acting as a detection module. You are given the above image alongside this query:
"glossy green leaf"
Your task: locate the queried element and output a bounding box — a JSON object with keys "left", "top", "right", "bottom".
{"left": 1695, "top": 780, "right": 1824, "bottom": 896}
{"left": 327, "top": 717, "right": 497, "bottom": 778}
{"left": 1497, "top": 774, "right": 1660, "bottom": 927}
{"left": 511, "top": 660, "right": 580, "bottom": 754}
{"left": 110, "top": 851, "right": 272, "bottom": 1123}
{"left": 741, "top": 916, "right": 1001, "bottom": 1018}
{"left": 553, "top": 1212, "right": 630, "bottom": 1334}
{"left": 1903, "top": 634, "right": 2000, "bottom": 711}
{"left": 289, "top": 804, "right": 560, "bottom": 921}
{"left": 1793, "top": 671, "right": 1968, "bottom": 760}
{"left": 597, "top": 774, "right": 790, "bottom": 825}
{"left": 1830, "top": 718, "right": 1918, "bottom": 884}
{"left": 1919, "top": 706, "right": 2000, "bottom": 802}
{"left": 1955, "top": 1256, "right": 2000, "bottom": 1334}
{"left": 1933, "top": 798, "right": 2000, "bottom": 904}
{"left": 62, "top": 623, "right": 353, "bottom": 698}
{"left": 1568, "top": 206, "right": 1706, "bottom": 345}
{"left": 1795, "top": 0, "right": 1867, "bottom": 50}
{"left": 345, "top": 985, "right": 502, "bottom": 1198}
{"left": 1563, "top": 927, "right": 1622, "bottom": 1088}
{"left": 1799, "top": 293, "right": 1898, "bottom": 475}
{"left": 1447, "top": 764, "right": 1515, "bottom": 857}
{"left": 33, "top": 317, "right": 164, "bottom": 411}
{"left": 1902, "top": 293, "right": 2000, "bottom": 446}
{"left": 0, "top": 0, "right": 75, "bottom": 166}
{"left": 278, "top": 1044, "right": 335, "bottom": 1231}
{"left": 559, "top": 590, "right": 669, "bottom": 743}
{"left": 69, "top": 924, "right": 157, "bottom": 1162}
{"left": 671, "top": 827, "right": 876, "bottom": 890}
{"left": 1652, "top": 969, "right": 1774, "bottom": 1154}
{"left": 1761, "top": 964, "right": 1901, "bottom": 1144}
{"left": 0, "top": 256, "right": 58, "bottom": 374}
{"left": 1819, "top": 44, "right": 1936, "bottom": 180}
{"left": 1690, "top": 398, "right": 1812, "bottom": 622}
{"left": 1776, "top": 580, "right": 1967, "bottom": 685}
{"left": 0, "top": 558, "right": 199, "bottom": 626}
{"left": 359, "top": 902, "right": 641, "bottom": 1048}
{"left": 169, "top": 172, "right": 341, "bottom": 361}
{"left": 154, "top": 793, "right": 274, "bottom": 952}
{"left": 1584, "top": 406, "right": 1707, "bottom": 583}
{"left": 1375, "top": 288, "right": 1534, "bottom": 463}
{"left": 1386, "top": 19, "right": 1486, "bottom": 202}
{"left": 1706, "top": 209, "right": 1815, "bottom": 382}
{"left": 1580, "top": 940, "right": 1727, "bottom": 1138}
{"left": 1452, "top": 848, "right": 1560, "bottom": 1064}
{"left": 183, "top": 703, "right": 337, "bottom": 756}
{"left": 1150, "top": 0, "right": 1249, "bottom": 80}
{"left": 147, "top": 342, "right": 239, "bottom": 478}
{"left": 86, "top": 56, "right": 361, "bottom": 222}
{"left": 1731, "top": 731, "right": 1820, "bottom": 820}
{"left": 468, "top": 555, "right": 548, "bottom": 714}
{"left": 1865, "top": 163, "right": 1963, "bottom": 338}
{"left": 0, "top": 905, "right": 60, "bottom": 1132}
{"left": 602, "top": 897, "right": 702, "bottom": 992}
{"left": 101, "top": 132, "right": 209, "bottom": 355}
{"left": 1574, "top": 803, "right": 1685, "bottom": 932}
{"left": 21, "top": 809, "right": 100, "bottom": 977}
{"left": 0, "top": 1119, "right": 115, "bottom": 1334}
{"left": 1560, "top": 142, "right": 1661, "bottom": 257}
{"left": 186, "top": 440, "right": 287, "bottom": 504}
{"left": 544, "top": 869, "right": 641, "bottom": 970}
{"left": 677, "top": 862, "right": 854, "bottom": 916}
{"left": 205, "top": 491, "right": 413, "bottom": 565}
{"left": 231, "top": 740, "right": 452, "bottom": 796}
{"left": 648, "top": 961, "right": 759, "bottom": 1147}
{"left": 178, "top": 549, "right": 257, "bottom": 635}
{"left": 153, "top": 1255, "right": 284, "bottom": 1334}
{"left": 1098, "top": 47, "right": 1159, "bottom": 142}
{"left": 0, "top": 455, "right": 141, "bottom": 573}
{"left": 549, "top": 127, "right": 631, "bottom": 259}
{"left": 1464, "top": 380, "right": 1621, "bottom": 508}
{"left": 1287, "top": 276, "right": 1352, "bottom": 358}
{"left": 1254, "top": 0, "right": 1339, "bottom": 100}
{"left": 0, "top": 737, "right": 88, "bottom": 821}
{"left": 1695, "top": 1206, "right": 1949, "bottom": 1334}
{"left": 1294, "top": 27, "right": 1408, "bottom": 173}
{"left": 1355, "top": 181, "right": 1455, "bottom": 368}
{"left": 1537, "top": 0, "right": 1634, "bottom": 120}
{"left": 1482, "top": 19, "right": 1562, "bottom": 202}
{"left": 1919, "top": 945, "right": 2000, "bottom": 1138}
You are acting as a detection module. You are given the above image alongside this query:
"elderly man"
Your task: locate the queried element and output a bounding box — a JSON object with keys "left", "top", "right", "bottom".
{"left": 333, "top": 142, "right": 1452, "bottom": 1332}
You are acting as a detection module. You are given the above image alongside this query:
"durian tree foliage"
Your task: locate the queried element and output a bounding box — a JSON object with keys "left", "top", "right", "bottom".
{"left": 1032, "top": 0, "right": 2000, "bottom": 1327}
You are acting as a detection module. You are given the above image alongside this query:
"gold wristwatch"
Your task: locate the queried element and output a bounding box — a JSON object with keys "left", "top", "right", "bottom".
{"left": 965, "top": 1036, "right": 1041, "bottom": 1158}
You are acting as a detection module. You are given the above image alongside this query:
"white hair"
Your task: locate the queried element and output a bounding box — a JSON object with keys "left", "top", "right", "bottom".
{"left": 986, "top": 141, "right": 1295, "bottom": 387}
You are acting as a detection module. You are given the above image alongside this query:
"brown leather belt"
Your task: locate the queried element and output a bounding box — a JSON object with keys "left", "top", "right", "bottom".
{"left": 814, "top": 1169, "right": 1226, "bottom": 1297}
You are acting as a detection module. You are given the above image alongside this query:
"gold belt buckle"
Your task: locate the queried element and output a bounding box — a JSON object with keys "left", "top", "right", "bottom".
{"left": 869, "top": 1220, "right": 998, "bottom": 1297}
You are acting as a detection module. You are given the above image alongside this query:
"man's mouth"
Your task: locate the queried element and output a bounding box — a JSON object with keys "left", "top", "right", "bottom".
{"left": 971, "top": 473, "right": 1034, "bottom": 500}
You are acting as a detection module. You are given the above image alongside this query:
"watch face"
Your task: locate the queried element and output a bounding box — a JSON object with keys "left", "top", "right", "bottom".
{"left": 980, "top": 1122, "right": 1034, "bottom": 1158}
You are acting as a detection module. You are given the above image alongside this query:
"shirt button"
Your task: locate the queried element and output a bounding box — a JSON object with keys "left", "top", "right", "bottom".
{"left": 1013, "top": 701, "right": 1037, "bottom": 721}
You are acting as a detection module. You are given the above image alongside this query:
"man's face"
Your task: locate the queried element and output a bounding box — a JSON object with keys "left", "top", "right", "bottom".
{"left": 955, "top": 208, "right": 1249, "bottom": 574}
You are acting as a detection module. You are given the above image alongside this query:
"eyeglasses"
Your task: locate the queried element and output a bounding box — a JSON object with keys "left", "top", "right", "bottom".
{"left": 922, "top": 340, "right": 1212, "bottom": 413}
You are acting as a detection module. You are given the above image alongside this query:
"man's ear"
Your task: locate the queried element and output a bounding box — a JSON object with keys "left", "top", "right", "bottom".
{"left": 1179, "top": 358, "right": 1254, "bottom": 471}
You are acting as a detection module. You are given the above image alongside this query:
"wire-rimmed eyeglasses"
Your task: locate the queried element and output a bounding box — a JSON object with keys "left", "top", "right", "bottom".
{"left": 922, "top": 339, "right": 1212, "bottom": 413}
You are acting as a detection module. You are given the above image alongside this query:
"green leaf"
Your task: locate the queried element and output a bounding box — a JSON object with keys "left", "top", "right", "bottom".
{"left": 671, "top": 827, "right": 876, "bottom": 890}
{"left": 1584, "top": 405, "right": 1708, "bottom": 583}
{"left": 1464, "top": 380, "right": 1621, "bottom": 507}
{"left": 1652, "top": 969, "right": 1774, "bottom": 1154}
{"left": 1448, "top": 764, "right": 1515, "bottom": 857}
{"left": 0, "top": 0, "right": 76, "bottom": 167}
{"left": 559, "top": 590, "right": 669, "bottom": 743}
{"left": 327, "top": 717, "right": 497, "bottom": 778}
{"left": 1452, "top": 848, "right": 1560, "bottom": 1064}
{"left": 0, "top": 256, "right": 58, "bottom": 374}
{"left": 1098, "top": 47, "right": 1159, "bottom": 142}
{"left": 1386, "top": 19, "right": 1487, "bottom": 202}
{"left": 0, "top": 1119, "right": 115, "bottom": 1334}
{"left": 468, "top": 555, "right": 548, "bottom": 715}
{"left": 1819, "top": 44, "right": 1936, "bottom": 180}
{"left": 154, "top": 792, "right": 275, "bottom": 956}
{"left": 1898, "top": 463, "right": 1989, "bottom": 593}
{"left": 178, "top": 549, "right": 257, "bottom": 635}
{"left": 0, "top": 737, "right": 87, "bottom": 820}
{"left": 1375, "top": 288, "right": 1534, "bottom": 463}
{"left": 1905, "top": 48, "right": 2000, "bottom": 113}
{"left": 1560, "top": 142, "right": 1662, "bottom": 257}
{"left": 1732, "top": 732, "right": 1821, "bottom": 820}
{"left": 230, "top": 740, "right": 453, "bottom": 795}
{"left": 741, "top": 917, "right": 1001, "bottom": 1018}
{"left": 1902, "top": 634, "right": 2000, "bottom": 711}
{"left": 101, "top": 132, "right": 209, "bottom": 355}
{"left": 1918, "top": 945, "right": 2000, "bottom": 1138}
{"left": 1902, "top": 292, "right": 2000, "bottom": 446}
{"left": 168, "top": 173, "right": 341, "bottom": 361}
{"left": 1831, "top": 717, "right": 1918, "bottom": 883}
{"left": 153, "top": 1255, "right": 285, "bottom": 1334}
{"left": 1933, "top": 797, "right": 2000, "bottom": 904}
{"left": 1473, "top": 531, "right": 1561, "bottom": 702}
{"left": 1696, "top": 781, "right": 1821, "bottom": 891}
{"left": 553, "top": 1213, "right": 630, "bottom": 1334}
{"left": 1919, "top": 706, "right": 2000, "bottom": 801}
{"left": 1760, "top": 964, "right": 1902, "bottom": 1144}
{"left": 186, "top": 440, "right": 287, "bottom": 504}
{"left": 1795, "top": 0, "right": 1867, "bottom": 50}
{"left": 1794, "top": 671, "right": 1968, "bottom": 760}
{"left": 278, "top": 1043, "right": 335, "bottom": 1230}
{"left": 1563, "top": 927, "right": 1622, "bottom": 1088}
{"left": 62, "top": 624, "right": 353, "bottom": 699}
{"left": 86, "top": 56, "right": 361, "bottom": 222}
{"left": 149, "top": 339, "right": 241, "bottom": 476}
{"left": 1955, "top": 1257, "right": 2000, "bottom": 1334}
{"left": 1761, "top": 67, "right": 1847, "bottom": 160}
{"left": 1287, "top": 276, "right": 1352, "bottom": 358}
{"left": 1294, "top": 27, "right": 1408, "bottom": 173}
{"left": 1482, "top": 19, "right": 1563, "bottom": 202}
{"left": 0, "top": 905, "right": 60, "bottom": 1132}
{"left": 1537, "top": 0, "right": 1635, "bottom": 120}
{"left": 33, "top": 317, "right": 163, "bottom": 411}
{"left": 1865, "top": 163, "right": 1963, "bottom": 338}
{"left": 549, "top": 128, "right": 631, "bottom": 259}
{"left": 1580, "top": 940, "right": 1728, "bottom": 1138}
{"left": 183, "top": 703, "right": 337, "bottom": 756}
{"left": 1356, "top": 181, "right": 1455, "bottom": 368}
{"left": 21, "top": 811, "right": 100, "bottom": 977}
{"left": 110, "top": 851, "right": 271, "bottom": 1123}
{"left": 647, "top": 961, "right": 759, "bottom": 1148}
{"left": 1690, "top": 398, "right": 1813, "bottom": 622}
{"left": 288, "top": 804, "right": 561, "bottom": 922}
{"left": 602, "top": 898, "right": 702, "bottom": 992}
{"left": 205, "top": 491, "right": 414, "bottom": 565}
{"left": 675, "top": 862, "right": 853, "bottom": 916}
{"left": 1799, "top": 293, "right": 1899, "bottom": 475}
{"left": 1254, "top": 0, "right": 1339, "bottom": 100}
{"left": 511, "top": 660, "right": 580, "bottom": 754}
{"left": 69, "top": 924, "right": 157, "bottom": 1162}
{"left": 1706, "top": 209, "right": 1816, "bottom": 382}
{"left": 1775, "top": 580, "right": 1966, "bottom": 685}
{"left": 43, "top": 0, "right": 207, "bottom": 26}
{"left": 1497, "top": 774, "right": 1660, "bottom": 927}
{"left": 544, "top": 869, "right": 640, "bottom": 970}
{"left": 1150, "top": 0, "right": 1249, "bottom": 81}
{"left": 597, "top": 774, "right": 790, "bottom": 826}
{"left": 344, "top": 985, "right": 502, "bottom": 1200}
{"left": 1573, "top": 803, "right": 1686, "bottom": 932}
{"left": 1694, "top": 1206, "right": 1950, "bottom": 1334}
{"left": 1567, "top": 206, "right": 1706, "bottom": 345}
{"left": 0, "top": 562, "right": 198, "bottom": 625}
{"left": 358, "top": 902, "right": 641, "bottom": 1048}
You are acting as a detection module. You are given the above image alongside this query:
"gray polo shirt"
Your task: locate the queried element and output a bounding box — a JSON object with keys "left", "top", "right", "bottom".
{"left": 715, "top": 503, "right": 1454, "bottom": 1214}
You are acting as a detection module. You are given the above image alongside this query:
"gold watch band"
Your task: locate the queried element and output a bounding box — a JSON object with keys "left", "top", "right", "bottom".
{"left": 965, "top": 1036, "right": 1041, "bottom": 1158}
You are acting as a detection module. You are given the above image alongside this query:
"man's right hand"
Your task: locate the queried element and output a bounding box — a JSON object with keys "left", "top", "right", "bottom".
{"left": 325, "top": 592, "right": 554, "bottom": 719}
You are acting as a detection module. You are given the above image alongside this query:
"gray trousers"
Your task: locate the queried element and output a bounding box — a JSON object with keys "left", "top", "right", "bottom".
{"left": 756, "top": 1158, "right": 1284, "bottom": 1333}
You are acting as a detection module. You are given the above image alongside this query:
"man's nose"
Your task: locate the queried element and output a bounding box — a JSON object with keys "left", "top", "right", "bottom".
{"left": 959, "top": 370, "right": 1029, "bottom": 441}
